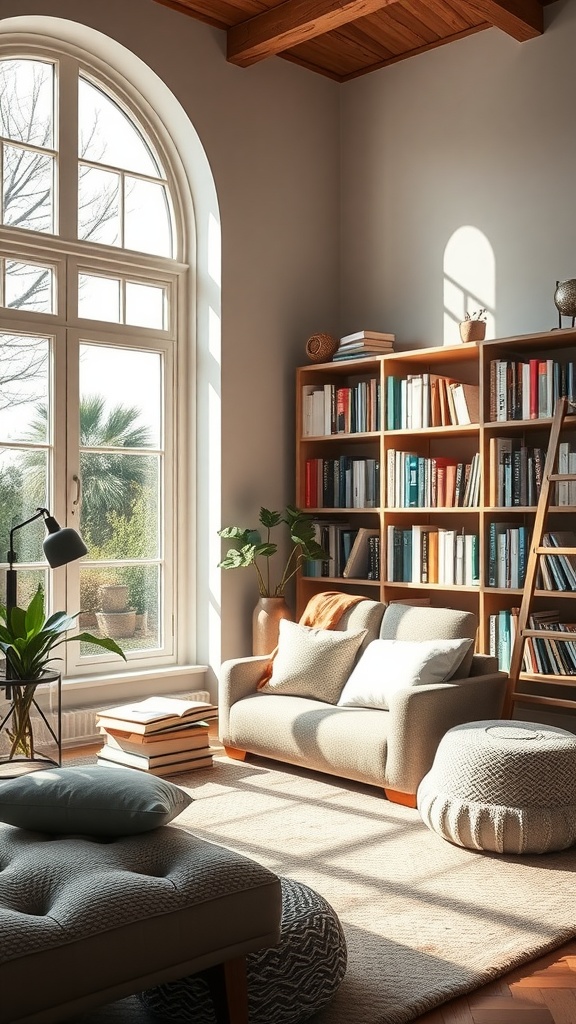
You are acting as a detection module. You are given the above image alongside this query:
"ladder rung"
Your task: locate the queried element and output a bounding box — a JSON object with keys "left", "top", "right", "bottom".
{"left": 535, "top": 547, "right": 576, "bottom": 556}
{"left": 511, "top": 692, "right": 576, "bottom": 710}
{"left": 548, "top": 473, "right": 576, "bottom": 481}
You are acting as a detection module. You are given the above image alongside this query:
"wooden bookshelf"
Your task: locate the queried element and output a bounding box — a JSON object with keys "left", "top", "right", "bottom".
{"left": 295, "top": 328, "right": 576, "bottom": 679}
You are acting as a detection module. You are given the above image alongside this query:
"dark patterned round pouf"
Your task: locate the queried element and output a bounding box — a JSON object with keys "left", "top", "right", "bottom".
{"left": 137, "top": 876, "right": 347, "bottom": 1024}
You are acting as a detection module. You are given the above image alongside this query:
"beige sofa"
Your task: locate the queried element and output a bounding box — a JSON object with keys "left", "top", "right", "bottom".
{"left": 219, "top": 601, "right": 508, "bottom": 807}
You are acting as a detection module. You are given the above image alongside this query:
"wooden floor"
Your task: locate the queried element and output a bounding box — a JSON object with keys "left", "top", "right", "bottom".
{"left": 65, "top": 742, "right": 576, "bottom": 1023}
{"left": 413, "top": 942, "right": 576, "bottom": 1023}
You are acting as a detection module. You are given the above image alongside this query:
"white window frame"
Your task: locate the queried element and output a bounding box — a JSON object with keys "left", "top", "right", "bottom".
{"left": 0, "top": 39, "right": 199, "bottom": 698}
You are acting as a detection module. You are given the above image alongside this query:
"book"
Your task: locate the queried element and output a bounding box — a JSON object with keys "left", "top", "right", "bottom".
{"left": 96, "top": 697, "right": 218, "bottom": 736}
{"left": 97, "top": 754, "right": 214, "bottom": 776}
{"left": 102, "top": 724, "right": 212, "bottom": 756}
{"left": 449, "top": 382, "right": 480, "bottom": 425}
{"left": 342, "top": 527, "right": 379, "bottom": 578}
{"left": 339, "top": 331, "right": 395, "bottom": 346}
{"left": 98, "top": 743, "right": 212, "bottom": 770}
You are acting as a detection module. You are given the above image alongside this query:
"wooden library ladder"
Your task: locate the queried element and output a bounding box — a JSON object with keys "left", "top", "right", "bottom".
{"left": 503, "top": 395, "right": 576, "bottom": 718}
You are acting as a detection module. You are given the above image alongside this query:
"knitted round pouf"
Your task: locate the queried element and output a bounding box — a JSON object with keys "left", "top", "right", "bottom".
{"left": 417, "top": 720, "right": 576, "bottom": 854}
{"left": 138, "top": 877, "right": 347, "bottom": 1024}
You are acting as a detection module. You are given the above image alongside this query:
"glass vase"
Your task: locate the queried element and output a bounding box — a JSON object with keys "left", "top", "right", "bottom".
{"left": 0, "top": 671, "right": 61, "bottom": 777}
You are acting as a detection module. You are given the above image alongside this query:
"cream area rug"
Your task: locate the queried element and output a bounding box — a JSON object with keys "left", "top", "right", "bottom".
{"left": 73, "top": 754, "right": 576, "bottom": 1024}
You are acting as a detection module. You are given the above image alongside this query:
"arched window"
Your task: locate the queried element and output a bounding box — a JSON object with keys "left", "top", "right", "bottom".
{"left": 0, "top": 47, "right": 189, "bottom": 681}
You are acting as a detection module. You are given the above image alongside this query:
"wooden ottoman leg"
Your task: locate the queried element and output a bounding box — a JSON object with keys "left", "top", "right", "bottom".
{"left": 204, "top": 956, "right": 249, "bottom": 1024}
{"left": 384, "top": 787, "right": 417, "bottom": 808}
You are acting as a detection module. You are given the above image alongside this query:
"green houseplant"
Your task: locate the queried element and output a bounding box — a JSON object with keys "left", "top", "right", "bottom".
{"left": 218, "top": 505, "right": 326, "bottom": 597}
{"left": 0, "top": 586, "right": 126, "bottom": 759}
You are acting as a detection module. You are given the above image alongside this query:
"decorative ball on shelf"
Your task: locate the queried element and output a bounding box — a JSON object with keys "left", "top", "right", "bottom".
{"left": 305, "top": 332, "right": 339, "bottom": 363}
{"left": 554, "top": 279, "right": 576, "bottom": 328}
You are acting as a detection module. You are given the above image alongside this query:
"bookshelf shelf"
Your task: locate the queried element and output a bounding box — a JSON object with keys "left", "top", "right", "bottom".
{"left": 295, "top": 330, "right": 576, "bottom": 689}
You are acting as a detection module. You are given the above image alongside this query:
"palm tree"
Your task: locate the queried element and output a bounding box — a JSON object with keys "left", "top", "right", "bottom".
{"left": 24, "top": 396, "right": 152, "bottom": 548}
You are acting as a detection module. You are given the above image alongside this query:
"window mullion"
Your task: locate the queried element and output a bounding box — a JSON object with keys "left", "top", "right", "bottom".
{"left": 57, "top": 55, "right": 79, "bottom": 242}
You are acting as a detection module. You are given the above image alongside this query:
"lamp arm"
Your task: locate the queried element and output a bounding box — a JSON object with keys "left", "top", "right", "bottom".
{"left": 8, "top": 508, "right": 50, "bottom": 568}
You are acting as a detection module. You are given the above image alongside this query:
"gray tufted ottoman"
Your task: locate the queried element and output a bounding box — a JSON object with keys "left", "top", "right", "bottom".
{"left": 417, "top": 720, "right": 576, "bottom": 854}
{"left": 138, "top": 876, "right": 347, "bottom": 1024}
{"left": 0, "top": 823, "right": 281, "bottom": 1024}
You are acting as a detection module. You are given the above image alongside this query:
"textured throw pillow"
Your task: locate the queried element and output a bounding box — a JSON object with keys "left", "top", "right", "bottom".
{"left": 0, "top": 765, "right": 192, "bottom": 836}
{"left": 261, "top": 619, "right": 367, "bottom": 705}
{"left": 337, "top": 637, "right": 474, "bottom": 711}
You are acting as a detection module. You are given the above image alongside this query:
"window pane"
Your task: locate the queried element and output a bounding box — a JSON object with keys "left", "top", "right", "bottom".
{"left": 80, "top": 564, "right": 160, "bottom": 653}
{"left": 0, "top": 448, "right": 49, "bottom": 564}
{"left": 0, "top": 568, "right": 47, "bottom": 613}
{"left": 125, "top": 281, "right": 166, "bottom": 329}
{"left": 5, "top": 260, "right": 54, "bottom": 313}
{"left": 0, "top": 334, "right": 50, "bottom": 442}
{"left": 78, "top": 273, "right": 120, "bottom": 322}
{"left": 3, "top": 145, "right": 54, "bottom": 233}
{"left": 78, "top": 165, "right": 120, "bottom": 245}
{"left": 79, "top": 345, "right": 161, "bottom": 448}
{"left": 125, "top": 178, "right": 172, "bottom": 257}
{"left": 79, "top": 78, "right": 158, "bottom": 177}
{"left": 0, "top": 59, "right": 54, "bottom": 148}
{"left": 79, "top": 452, "right": 160, "bottom": 558}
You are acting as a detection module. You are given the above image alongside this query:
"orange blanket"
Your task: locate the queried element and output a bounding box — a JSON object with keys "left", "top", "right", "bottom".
{"left": 257, "top": 590, "right": 366, "bottom": 689}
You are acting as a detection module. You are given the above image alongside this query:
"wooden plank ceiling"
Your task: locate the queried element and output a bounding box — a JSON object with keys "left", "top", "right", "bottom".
{"left": 153, "top": 0, "right": 553, "bottom": 81}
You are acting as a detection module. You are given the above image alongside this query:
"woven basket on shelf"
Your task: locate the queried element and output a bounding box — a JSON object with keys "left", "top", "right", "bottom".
{"left": 305, "top": 333, "right": 339, "bottom": 363}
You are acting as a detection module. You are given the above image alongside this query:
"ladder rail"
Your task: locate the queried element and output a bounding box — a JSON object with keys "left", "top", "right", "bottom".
{"left": 503, "top": 396, "right": 573, "bottom": 717}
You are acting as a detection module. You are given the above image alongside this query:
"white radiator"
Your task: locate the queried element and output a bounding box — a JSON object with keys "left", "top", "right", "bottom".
{"left": 61, "top": 691, "right": 212, "bottom": 747}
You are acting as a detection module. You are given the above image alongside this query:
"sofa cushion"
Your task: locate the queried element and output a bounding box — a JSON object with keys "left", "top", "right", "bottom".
{"left": 0, "top": 765, "right": 192, "bottom": 836}
{"left": 337, "top": 637, "right": 474, "bottom": 710}
{"left": 260, "top": 619, "right": 367, "bottom": 704}
{"left": 378, "top": 604, "right": 477, "bottom": 678}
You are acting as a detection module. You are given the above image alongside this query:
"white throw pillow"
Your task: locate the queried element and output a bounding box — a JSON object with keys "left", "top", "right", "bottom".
{"left": 261, "top": 619, "right": 367, "bottom": 705}
{"left": 337, "top": 637, "right": 474, "bottom": 711}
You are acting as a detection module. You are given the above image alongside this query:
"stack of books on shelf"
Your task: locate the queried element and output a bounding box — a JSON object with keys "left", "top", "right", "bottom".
{"left": 538, "top": 531, "right": 576, "bottom": 592}
{"left": 333, "top": 330, "right": 395, "bottom": 361}
{"left": 304, "top": 455, "right": 380, "bottom": 509}
{"left": 386, "top": 525, "right": 479, "bottom": 586}
{"left": 489, "top": 356, "right": 576, "bottom": 421}
{"left": 302, "top": 377, "right": 382, "bottom": 436}
{"left": 386, "top": 374, "right": 479, "bottom": 430}
{"left": 489, "top": 437, "right": 546, "bottom": 506}
{"left": 487, "top": 523, "right": 528, "bottom": 589}
{"left": 524, "top": 610, "right": 576, "bottom": 676}
{"left": 386, "top": 450, "right": 480, "bottom": 508}
{"left": 96, "top": 697, "right": 218, "bottom": 776}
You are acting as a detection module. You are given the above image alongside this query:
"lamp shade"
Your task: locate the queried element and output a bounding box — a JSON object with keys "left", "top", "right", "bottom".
{"left": 42, "top": 516, "right": 88, "bottom": 568}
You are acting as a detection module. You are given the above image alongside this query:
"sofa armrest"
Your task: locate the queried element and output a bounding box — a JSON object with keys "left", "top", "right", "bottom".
{"left": 384, "top": 670, "right": 508, "bottom": 797}
{"left": 469, "top": 653, "right": 499, "bottom": 676}
{"left": 218, "top": 655, "right": 270, "bottom": 742}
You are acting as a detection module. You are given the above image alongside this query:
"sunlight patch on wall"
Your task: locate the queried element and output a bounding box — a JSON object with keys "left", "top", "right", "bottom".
{"left": 443, "top": 226, "right": 495, "bottom": 344}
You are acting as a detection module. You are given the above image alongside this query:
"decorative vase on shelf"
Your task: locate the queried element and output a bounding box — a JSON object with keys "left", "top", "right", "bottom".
{"left": 252, "top": 597, "right": 293, "bottom": 656}
{"left": 459, "top": 319, "right": 486, "bottom": 344}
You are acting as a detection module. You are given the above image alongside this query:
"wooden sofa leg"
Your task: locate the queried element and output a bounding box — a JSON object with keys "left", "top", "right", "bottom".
{"left": 225, "top": 746, "right": 247, "bottom": 761}
{"left": 204, "top": 956, "right": 249, "bottom": 1024}
{"left": 384, "top": 788, "right": 417, "bottom": 808}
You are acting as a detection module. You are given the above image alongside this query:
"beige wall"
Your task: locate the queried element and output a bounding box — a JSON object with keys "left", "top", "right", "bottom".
{"left": 340, "top": 0, "right": 574, "bottom": 348}
{"left": 0, "top": 0, "right": 341, "bottom": 679}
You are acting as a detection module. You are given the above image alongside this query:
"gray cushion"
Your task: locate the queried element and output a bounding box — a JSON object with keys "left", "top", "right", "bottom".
{"left": 0, "top": 765, "right": 192, "bottom": 836}
{"left": 378, "top": 604, "right": 477, "bottom": 678}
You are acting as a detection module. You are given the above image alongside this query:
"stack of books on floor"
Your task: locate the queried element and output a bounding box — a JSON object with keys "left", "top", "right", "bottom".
{"left": 96, "top": 696, "right": 218, "bottom": 776}
{"left": 333, "top": 330, "right": 395, "bottom": 360}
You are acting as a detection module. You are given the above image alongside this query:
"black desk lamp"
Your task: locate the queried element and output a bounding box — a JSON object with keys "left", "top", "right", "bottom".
{"left": 5, "top": 507, "right": 88, "bottom": 688}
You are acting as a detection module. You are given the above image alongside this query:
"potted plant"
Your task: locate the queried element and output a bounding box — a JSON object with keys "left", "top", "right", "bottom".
{"left": 0, "top": 586, "right": 126, "bottom": 761}
{"left": 459, "top": 309, "right": 487, "bottom": 344}
{"left": 218, "top": 505, "right": 327, "bottom": 654}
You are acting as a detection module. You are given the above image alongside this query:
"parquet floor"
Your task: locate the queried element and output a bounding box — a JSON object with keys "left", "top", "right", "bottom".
{"left": 416, "top": 942, "right": 576, "bottom": 1023}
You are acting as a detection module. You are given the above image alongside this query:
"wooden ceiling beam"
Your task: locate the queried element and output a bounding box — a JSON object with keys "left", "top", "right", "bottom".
{"left": 461, "top": 0, "right": 543, "bottom": 41}
{"left": 227, "top": 0, "right": 401, "bottom": 67}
